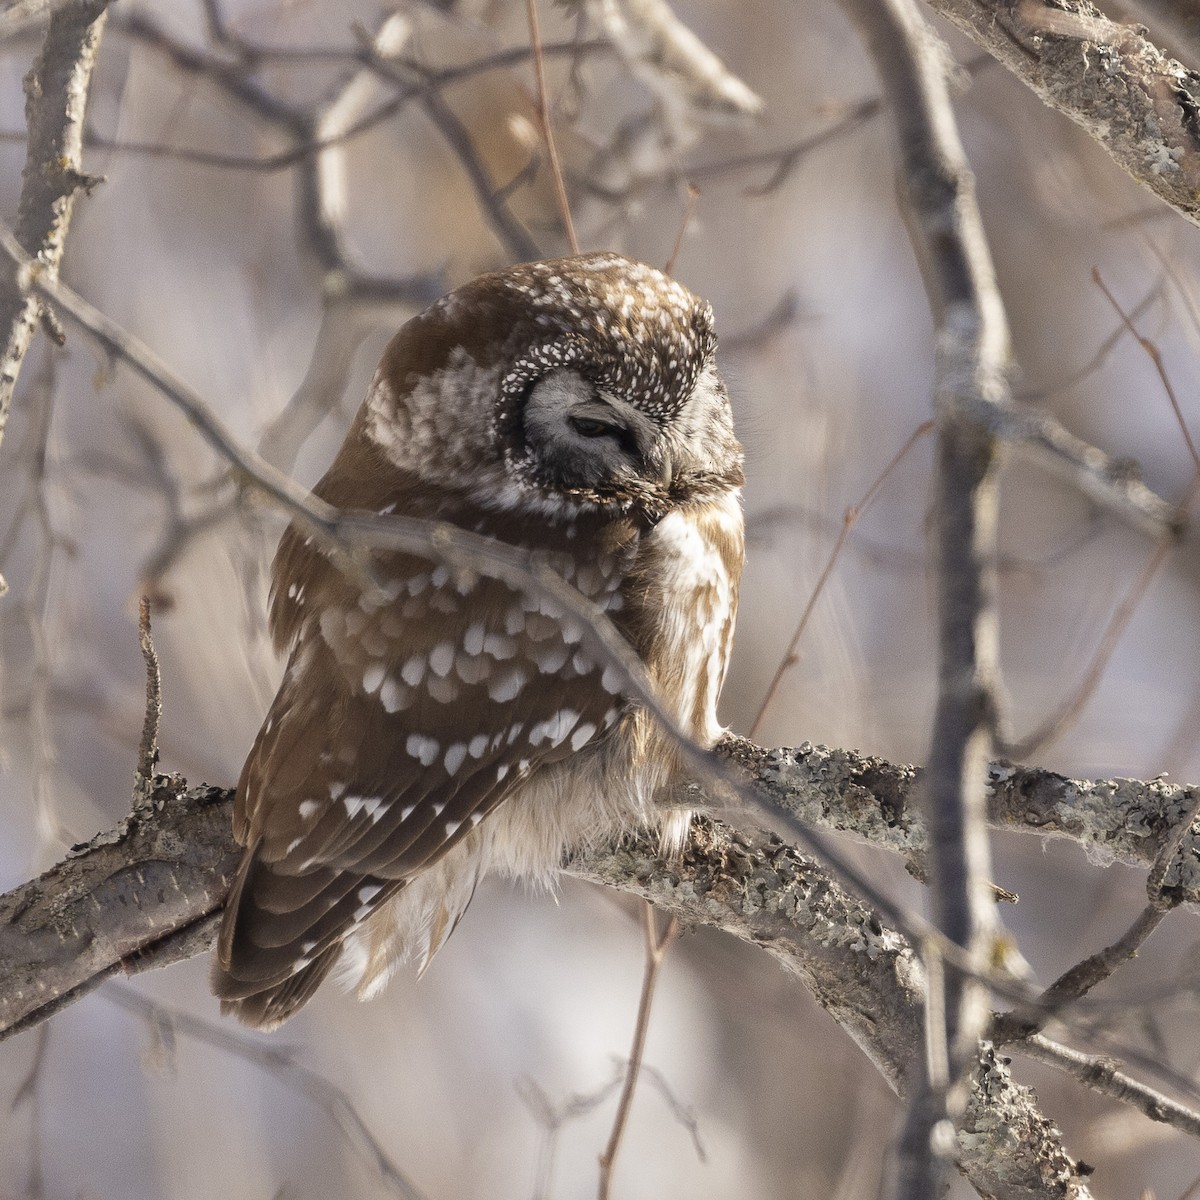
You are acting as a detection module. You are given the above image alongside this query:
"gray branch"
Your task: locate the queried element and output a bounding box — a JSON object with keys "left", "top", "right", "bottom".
{"left": 923, "top": 0, "right": 1200, "bottom": 228}
{"left": 8, "top": 741, "right": 1200, "bottom": 1193}
{"left": 0, "top": 0, "right": 109, "bottom": 447}
{"left": 836, "top": 0, "right": 1011, "bottom": 1191}
{"left": 0, "top": 766, "right": 1101, "bottom": 1199}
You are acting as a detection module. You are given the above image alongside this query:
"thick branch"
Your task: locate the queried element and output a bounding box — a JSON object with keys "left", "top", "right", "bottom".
{"left": 0, "top": 779, "right": 239, "bottom": 1042}
{"left": 923, "top": 0, "right": 1200, "bottom": 228}
{"left": 6, "top": 743, "right": 1200, "bottom": 1038}
{"left": 0, "top": 0, "right": 109, "bottom": 446}
{"left": 0, "top": 771, "right": 1093, "bottom": 1199}
{"left": 722, "top": 738, "right": 1200, "bottom": 899}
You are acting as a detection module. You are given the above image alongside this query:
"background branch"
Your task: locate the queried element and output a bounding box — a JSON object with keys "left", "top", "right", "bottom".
{"left": 923, "top": 0, "right": 1200, "bottom": 227}
{"left": 837, "top": 0, "right": 1010, "bottom": 1190}
{"left": 0, "top": 0, "right": 108, "bottom": 445}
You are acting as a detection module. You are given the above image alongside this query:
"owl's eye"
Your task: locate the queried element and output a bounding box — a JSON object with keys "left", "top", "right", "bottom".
{"left": 569, "top": 415, "right": 620, "bottom": 439}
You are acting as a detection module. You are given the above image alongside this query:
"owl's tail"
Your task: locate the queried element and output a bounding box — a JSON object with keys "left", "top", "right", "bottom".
{"left": 214, "top": 946, "right": 341, "bottom": 1030}
{"left": 211, "top": 840, "right": 399, "bottom": 1030}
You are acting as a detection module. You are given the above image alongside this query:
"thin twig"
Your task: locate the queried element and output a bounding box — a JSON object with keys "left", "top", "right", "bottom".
{"left": 989, "top": 788, "right": 1200, "bottom": 1042}
{"left": 1019, "top": 280, "right": 1162, "bottom": 404}
{"left": 597, "top": 903, "right": 679, "bottom": 1199}
{"left": 1018, "top": 1034, "right": 1200, "bottom": 1139}
{"left": 102, "top": 985, "right": 428, "bottom": 1200}
{"left": 992, "top": 904, "right": 1168, "bottom": 1044}
{"left": 1003, "top": 537, "right": 1174, "bottom": 757}
{"left": 1093, "top": 267, "right": 1200, "bottom": 473}
{"left": 417, "top": 85, "right": 542, "bottom": 261}
{"left": 133, "top": 596, "right": 161, "bottom": 806}
{"left": 663, "top": 182, "right": 699, "bottom": 277}
{"left": 525, "top": 0, "right": 579, "bottom": 254}
{"left": 749, "top": 418, "right": 934, "bottom": 740}
{"left": 1006, "top": 270, "right": 1200, "bottom": 755}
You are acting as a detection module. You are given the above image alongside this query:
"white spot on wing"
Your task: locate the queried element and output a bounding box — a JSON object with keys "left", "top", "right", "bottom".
{"left": 344, "top": 794, "right": 387, "bottom": 822}
{"left": 380, "top": 677, "right": 409, "bottom": 713}
{"left": 489, "top": 665, "right": 528, "bottom": 702}
{"left": 570, "top": 722, "right": 597, "bottom": 751}
{"left": 400, "top": 655, "right": 426, "bottom": 686}
{"left": 429, "top": 641, "right": 455, "bottom": 677}
{"left": 406, "top": 733, "right": 440, "bottom": 766}
{"left": 528, "top": 708, "right": 579, "bottom": 747}
{"left": 463, "top": 622, "right": 486, "bottom": 655}
{"left": 483, "top": 633, "right": 516, "bottom": 660}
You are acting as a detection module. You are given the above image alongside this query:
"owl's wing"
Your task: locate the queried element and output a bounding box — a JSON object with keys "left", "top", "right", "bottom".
{"left": 213, "top": 533, "right": 631, "bottom": 1021}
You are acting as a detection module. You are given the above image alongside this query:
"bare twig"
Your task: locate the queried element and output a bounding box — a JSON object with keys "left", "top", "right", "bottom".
{"left": 1018, "top": 1034, "right": 1200, "bottom": 1139}
{"left": 973, "top": 397, "right": 1183, "bottom": 540}
{"left": 416, "top": 85, "right": 542, "bottom": 262}
{"left": 993, "top": 787, "right": 1200, "bottom": 1043}
{"left": 1006, "top": 283, "right": 1200, "bottom": 756}
{"left": 518, "top": 1066, "right": 626, "bottom": 1200}
{"left": 749, "top": 419, "right": 934, "bottom": 740}
{"left": 102, "top": 986, "right": 428, "bottom": 1200}
{"left": 1019, "top": 280, "right": 1162, "bottom": 404}
{"left": 585, "top": 0, "right": 762, "bottom": 132}
{"left": 0, "top": 0, "right": 109, "bottom": 446}
{"left": 993, "top": 905, "right": 1169, "bottom": 1045}
{"left": 1005, "top": 537, "right": 1173, "bottom": 757}
{"left": 597, "top": 904, "right": 679, "bottom": 1199}
{"left": 525, "top": 0, "right": 579, "bottom": 254}
{"left": 663, "top": 181, "right": 699, "bottom": 276}
{"left": 133, "top": 597, "right": 161, "bottom": 806}
{"left": 1092, "top": 267, "right": 1200, "bottom": 473}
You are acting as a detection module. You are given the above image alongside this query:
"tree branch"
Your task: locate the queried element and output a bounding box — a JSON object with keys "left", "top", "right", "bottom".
{"left": 922, "top": 0, "right": 1200, "bottom": 228}
{"left": 0, "top": 769, "right": 1096, "bottom": 1199}
{"left": 837, "top": 0, "right": 1011, "bottom": 1190}
{"left": 0, "top": 0, "right": 109, "bottom": 447}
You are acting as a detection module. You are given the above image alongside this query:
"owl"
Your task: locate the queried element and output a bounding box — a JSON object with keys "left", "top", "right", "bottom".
{"left": 212, "top": 253, "right": 745, "bottom": 1028}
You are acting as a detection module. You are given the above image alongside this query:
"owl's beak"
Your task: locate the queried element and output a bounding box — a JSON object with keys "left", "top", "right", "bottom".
{"left": 658, "top": 450, "right": 674, "bottom": 490}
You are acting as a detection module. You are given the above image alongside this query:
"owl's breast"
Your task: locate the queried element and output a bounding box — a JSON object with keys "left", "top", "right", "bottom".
{"left": 628, "top": 489, "right": 745, "bottom": 745}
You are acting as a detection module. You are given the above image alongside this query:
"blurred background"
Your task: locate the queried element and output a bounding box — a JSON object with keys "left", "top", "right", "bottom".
{"left": 2, "top": 1, "right": 1200, "bottom": 1196}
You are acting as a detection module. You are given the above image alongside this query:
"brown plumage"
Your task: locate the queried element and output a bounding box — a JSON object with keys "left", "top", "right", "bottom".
{"left": 213, "top": 254, "right": 745, "bottom": 1028}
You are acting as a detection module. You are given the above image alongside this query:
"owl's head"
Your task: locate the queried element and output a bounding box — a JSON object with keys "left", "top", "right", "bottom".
{"left": 359, "top": 254, "right": 743, "bottom": 521}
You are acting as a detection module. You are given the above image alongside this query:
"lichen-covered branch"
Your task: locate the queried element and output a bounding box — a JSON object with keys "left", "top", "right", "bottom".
{"left": 572, "top": 822, "right": 1091, "bottom": 1200}
{"left": 0, "top": 771, "right": 1094, "bottom": 1199}
{"left": 0, "top": 0, "right": 109, "bottom": 446}
{"left": 922, "top": 0, "right": 1200, "bottom": 228}
{"left": 721, "top": 738, "right": 1200, "bottom": 902}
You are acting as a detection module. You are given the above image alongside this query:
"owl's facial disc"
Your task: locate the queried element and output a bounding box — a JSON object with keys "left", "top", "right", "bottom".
{"left": 521, "top": 368, "right": 669, "bottom": 504}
